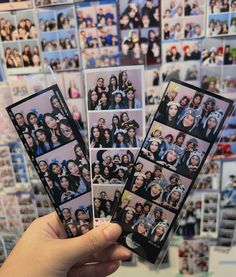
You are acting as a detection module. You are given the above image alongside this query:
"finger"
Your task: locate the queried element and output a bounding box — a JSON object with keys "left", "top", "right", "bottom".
{"left": 34, "top": 212, "right": 67, "bottom": 239}
{"left": 75, "top": 244, "right": 131, "bottom": 266}
{"left": 55, "top": 223, "right": 122, "bottom": 266}
{"left": 68, "top": 261, "right": 120, "bottom": 277}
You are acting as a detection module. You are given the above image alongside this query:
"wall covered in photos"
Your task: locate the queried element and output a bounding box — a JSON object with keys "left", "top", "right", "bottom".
{"left": 0, "top": 0, "right": 236, "bottom": 273}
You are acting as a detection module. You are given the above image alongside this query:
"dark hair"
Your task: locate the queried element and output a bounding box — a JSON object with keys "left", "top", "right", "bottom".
{"left": 34, "top": 128, "right": 53, "bottom": 153}
{"left": 58, "top": 119, "right": 73, "bottom": 142}
{"left": 92, "top": 162, "right": 101, "bottom": 178}
{"left": 26, "top": 112, "right": 41, "bottom": 129}
{"left": 43, "top": 113, "right": 58, "bottom": 129}
{"left": 112, "top": 115, "right": 120, "bottom": 130}
{"left": 114, "top": 131, "right": 128, "bottom": 148}
{"left": 59, "top": 175, "right": 75, "bottom": 192}
{"left": 23, "top": 132, "right": 38, "bottom": 154}
{"left": 90, "top": 126, "right": 101, "bottom": 144}
{"left": 120, "top": 112, "right": 129, "bottom": 124}
{"left": 109, "top": 75, "right": 118, "bottom": 91}
{"left": 49, "top": 162, "right": 62, "bottom": 182}
{"left": 88, "top": 89, "right": 98, "bottom": 110}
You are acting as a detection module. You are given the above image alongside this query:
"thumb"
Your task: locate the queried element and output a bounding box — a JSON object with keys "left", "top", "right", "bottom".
{"left": 56, "top": 223, "right": 122, "bottom": 266}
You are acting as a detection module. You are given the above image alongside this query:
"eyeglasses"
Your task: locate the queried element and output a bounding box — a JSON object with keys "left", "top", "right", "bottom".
{"left": 62, "top": 128, "right": 72, "bottom": 134}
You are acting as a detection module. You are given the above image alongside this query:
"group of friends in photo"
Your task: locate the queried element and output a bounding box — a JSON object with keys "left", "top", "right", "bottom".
{"left": 163, "top": 0, "right": 203, "bottom": 18}
{"left": 5, "top": 44, "right": 41, "bottom": 68}
{"left": 142, "top": 127, "right": 205, "bottom": 177}
{"left": 92, "top": 150, "right": 135, "bottom": 185}
{"left": 61, "top": 205, "right": 93, "bottom": 237}
{"left": 88, "top": 71, "right": 142, "bottom": 111}
{"left": 0, "top": 16, "right": 37, "bottom": 41}
{"left": 129, "top": 162, "right": 187, "bottom": 211}
{"left": 77, "top": 6, "right": 116, "bottom": 29}
{"left": 120, "top": 0, "right": 160, "bottom": 29}
{"left": 155, "top": 85, "right": 223, "bottom": 142}
{"left": 14, "top": 95, "right": 75, "bottom": 156}
{"left": 37, "top": 143, "right": 90, "bottom": 205}
{"left": 114, "top": 196, "right": 171, "bottom": 245}
{"left": 90, "top": 113, "right": 142, "bottom": 149}
{"left": 93, "top": 190, "right": 122, "bottom": 218}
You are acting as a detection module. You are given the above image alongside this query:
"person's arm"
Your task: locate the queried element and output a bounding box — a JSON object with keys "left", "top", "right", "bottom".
{"left": 0, "top": 212, "right": 131, "bottom": 277}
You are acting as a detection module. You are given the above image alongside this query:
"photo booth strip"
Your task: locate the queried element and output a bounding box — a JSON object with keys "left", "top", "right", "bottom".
{"left": 111, "top": 78, "right": 233, "bottom": 264}
{"left": 200, "top": 192, "right": 220, "bottom": 238}
{"left": 0, "top": 0, "right": 33, "bottom": 11}
{"left": 84, "top": 65, "right": 146, "bottom": 225}
{"left": 6, "top": 83, "right": 93, "bottom": 238}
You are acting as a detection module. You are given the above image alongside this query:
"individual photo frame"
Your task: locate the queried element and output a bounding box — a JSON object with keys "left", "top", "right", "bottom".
{"left": 127, "top": 156, "right": 192, "bottom": 213}
{"left": 141, "top": 122, "right": 209, "bottom": 179}
{"left": 216, "top": 208, "right": 236, "bottom": 249}
{"left": 119, "top": 0, "right": 161, "bottom": 65}
{"left": 0, "top": 0, "right": 32, "bottom": 11}
{"left": 202, "top": 37, "right": 224, "bottom": 66}
{"left": 113, "top": 189, "right": 175, "bottom": 263}
{"left": 200, "top": 192, "right": 220, "bottom": 237}
{"left": 200, "top": 66, "right": 222, "bottom": 93}
{"left": 85, "top": 65, "right": 144, "bottom": 111}
{"left": 176, "top": 191, "right": 203, "bottom": 237}
{"left": 6, "top": 84, "right": 92, "bottom": 237}
{"left": 162, "top": 0, "right": 206, "bottom": 41}
{"left": 76, "top": 0, "right": 119, "bottom": 68}
{"left": 0, "top": 10, "right": 42, "bottom": 75}
{"left": 221, "top": 160, "right": 236, "bottom": 207}
{"left": 35, "top": 140, "right": 91, "bottom": 205}
{"left": 111, "top": 78, "right": 233, "bottom": 263}
{"left": 93, "top": 184, "right": 124, "bottom": 226}
{"left": 34, "top": 0, "right": 73, "bottom": 8}
{"left": 88, "top": 110, "right": 144, "bottom": 149}
{"left": 178, "top": 239, "right": 209, "bottom": 275}
{"left": 37, "top": 5, "right": 79, "bottom": 71}
{"left": 90, "top": 149, "right": 139, "bottom": 185}
{"left": 206, "top": 0, "right": 235, "bottom": 37}
{"left": 59, "top": 192, "right": 93, "bottom": 236}
{"left": 0, "top": 146, "right": 17, "bottom": 194}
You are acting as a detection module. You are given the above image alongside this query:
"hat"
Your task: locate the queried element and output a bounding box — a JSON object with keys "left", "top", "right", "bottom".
{"left": 186, "top": 138, "right": 198, "bottom": 148}
{"left": 187, "top": 151, "right": 204, "bottom": 167}
{"left": 167, "top": 101, "right": 180, "bottom": 107}
{"left": 203, "top": 110, "right": 223, "bottom": 134}
{"left": 114, "top": 165, "right": 128, "bottom": 172}
{"left": 114, "top": 128, "right": 127, "bottom": 136}
{"left": 125, "top": 206, "right": 135, "bottom": 213}
{"left": 161, "top": 145, "right": 182, "bottom": 167}
{"left": 132, "top": 219, "right": 150, "bottom": 233}
{"left": 134, "top": 172, "right": 146, "bottom": 178}
{"left": 167, "top": 83, "right": 179, "bottom": 95}
{"left": 152, "top": 124, "right": 162, "bottom": 136}
{"left": 203, "top": 97, "right": 216, "bottom": 106}
{"left": 124, "top": 83, "right": 136, "bottom": 93}
{"left": 112, "top": 89, "right": 125, "bottom": 97}
{"left": 149, "top": 137, "right": 162, "bottom": 144}
{"left": 169, "top": 173, "right": 180, "bottom": 181}
{"left": 166, "top": 185, "right": 185, "bottom": 205}
{"left": 151, "top": 221, "right": 169, "bottom": 240}
{"left": 177, "top": 108, "right": 201, "bottom": 131}
{"left": 154, "top": 206, "right": 163, "bottom": 214}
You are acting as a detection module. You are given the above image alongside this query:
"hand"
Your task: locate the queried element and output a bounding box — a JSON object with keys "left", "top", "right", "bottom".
{"left": 51, "top": 129, "right": 58, "bottom": 143}
{"left": 0, "top": 212, "right": 131, "bottom": 277}
{"left": 91, "top": 140, "right": 95, "bottom": 148}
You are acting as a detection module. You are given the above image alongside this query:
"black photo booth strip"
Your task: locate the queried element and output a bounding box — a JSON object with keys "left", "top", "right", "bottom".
{"left": 6, "top": 84, "right": 92, "bottom": 238}
{"left": 111, "top": 78, "right": 233, "bottom": 264}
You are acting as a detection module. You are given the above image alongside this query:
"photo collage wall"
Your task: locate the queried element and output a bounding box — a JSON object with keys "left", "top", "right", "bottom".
{"left": 0, "top": 0, "right": 236, "bottom": 268}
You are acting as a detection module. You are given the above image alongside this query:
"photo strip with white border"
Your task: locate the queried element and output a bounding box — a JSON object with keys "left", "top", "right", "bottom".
{"left": 111, "top": 78, "right": 233, "bottom": 263}
{"left": 6, "top": 84, "right": 93, "bottom": 238}
{"left": 84, "top": 65, "right": 146, "bottom": 226}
